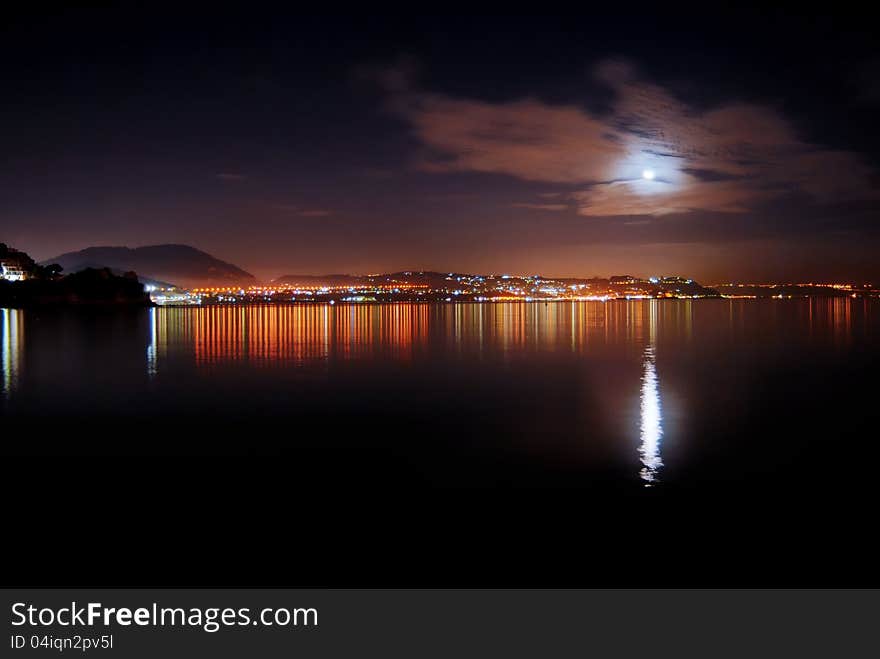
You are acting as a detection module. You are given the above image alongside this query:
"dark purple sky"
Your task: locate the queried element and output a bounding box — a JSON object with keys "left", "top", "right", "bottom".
{"left": 2, "top": 8, "right": 879, "bottom": 282}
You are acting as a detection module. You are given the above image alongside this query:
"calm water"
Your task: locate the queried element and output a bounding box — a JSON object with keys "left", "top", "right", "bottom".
{"left": 3, "top": 299, "right": 878, "bottom": 492}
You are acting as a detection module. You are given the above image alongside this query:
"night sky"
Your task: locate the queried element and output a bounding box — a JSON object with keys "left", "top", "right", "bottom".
{"left": 2, "top": 7, "right": 879, "bottom": 282}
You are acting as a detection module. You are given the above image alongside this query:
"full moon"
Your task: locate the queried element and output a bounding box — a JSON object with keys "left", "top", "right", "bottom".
{"left": 642, "top": 169, "right": 656, "bottom": 180}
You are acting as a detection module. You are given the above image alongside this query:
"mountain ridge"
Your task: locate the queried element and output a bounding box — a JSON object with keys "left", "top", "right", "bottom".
{"left": 42, "top": 244, "right": 255, "bottom": 287}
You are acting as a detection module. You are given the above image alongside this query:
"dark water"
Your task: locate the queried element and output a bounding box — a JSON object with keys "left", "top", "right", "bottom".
{"left": 4, "top": 300, "right": 879, "bottom": 584}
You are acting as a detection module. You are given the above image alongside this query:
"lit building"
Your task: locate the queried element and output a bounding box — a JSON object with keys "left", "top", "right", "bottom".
{"left": 0, "top": 259, "right": 28, "bottom": 282}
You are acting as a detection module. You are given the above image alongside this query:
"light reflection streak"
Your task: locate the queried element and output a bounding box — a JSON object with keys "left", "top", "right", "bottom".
{"left": 147, "top": 307, "right": 158, "bottom": 378}
{"left": 638, "top": 345, "right": 663, "bottom": 485}
{"left": 1, "top": 308, "right": 24, "bottom": 396}
{"left": 142, "top": 298, "right": 866, "bottom": 385}
{"left": 144, "top": 300, "right": 714, "bottom": 371}
{"left": 639, "top": 301, "right": 663, "bottom": 486}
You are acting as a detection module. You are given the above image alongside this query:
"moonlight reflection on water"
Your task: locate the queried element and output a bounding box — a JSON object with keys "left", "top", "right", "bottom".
{"left": 638, "top": 345, "right": 663, "bottom": 486}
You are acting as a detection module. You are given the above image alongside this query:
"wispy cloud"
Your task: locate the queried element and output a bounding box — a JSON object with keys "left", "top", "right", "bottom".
{"left": 511, "top": 202, "right": 568, "bottom": 211}
{"left": 381, "top": 58, "right": 879, "bottom": 217}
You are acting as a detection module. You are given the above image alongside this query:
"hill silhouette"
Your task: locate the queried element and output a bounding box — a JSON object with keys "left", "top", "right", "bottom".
{"left": 43, "top": 244, "right": 255, "bottom": 287}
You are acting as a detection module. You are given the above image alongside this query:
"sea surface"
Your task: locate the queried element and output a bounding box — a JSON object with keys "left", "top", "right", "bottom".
{"left": 4, "top": 299, "right": 880, "bottom": 584}
{"left": 3, "top": 299, "right": 878, "bottom": 483}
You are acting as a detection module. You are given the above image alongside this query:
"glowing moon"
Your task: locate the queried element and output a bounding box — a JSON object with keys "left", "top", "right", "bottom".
{"left": 642, "top": 169, "right": 656, "bottom": 180}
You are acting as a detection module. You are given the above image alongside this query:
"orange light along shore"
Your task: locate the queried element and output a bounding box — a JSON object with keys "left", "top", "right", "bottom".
{"left": 177, "top": 273, "right": 879, "bottom": 305}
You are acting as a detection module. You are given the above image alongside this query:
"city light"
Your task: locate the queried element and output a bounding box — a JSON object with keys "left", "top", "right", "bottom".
{"left": 171, "top": 272, "right": 750, "bottom": 306}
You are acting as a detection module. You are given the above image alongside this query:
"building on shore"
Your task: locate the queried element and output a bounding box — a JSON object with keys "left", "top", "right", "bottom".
{"left": 1, "top": 258, "right": 29, "bottom": 282}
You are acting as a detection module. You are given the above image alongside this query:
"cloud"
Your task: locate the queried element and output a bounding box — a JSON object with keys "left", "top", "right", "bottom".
{"left": 510, "top": 202, "right": 568, "bottom": 211}
{"left": 408, "top": 97, "right": 619, "bottom": 184}
{"left": 385, "top": 59, "right": 879, "bottom": 217}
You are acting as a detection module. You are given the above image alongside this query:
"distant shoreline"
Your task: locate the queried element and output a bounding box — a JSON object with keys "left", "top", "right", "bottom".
{"left": 146, "top": 295, "right": 876, "bottom": 308}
